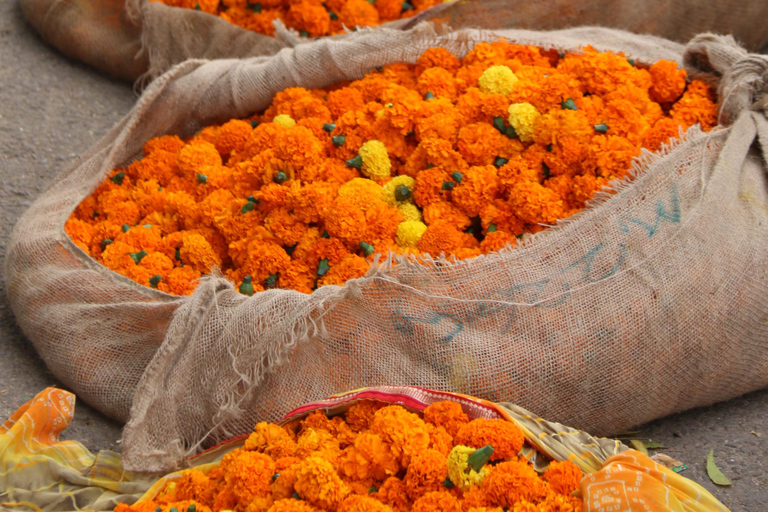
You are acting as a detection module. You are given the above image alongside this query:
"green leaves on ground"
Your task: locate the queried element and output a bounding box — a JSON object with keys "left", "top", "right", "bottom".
{"left": 706, "top": 450, "right": 732, "bottom": 486}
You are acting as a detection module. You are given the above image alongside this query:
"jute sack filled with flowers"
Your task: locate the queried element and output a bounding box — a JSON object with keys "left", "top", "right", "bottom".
{"left": 5, "top": 23, "right": 768, "bottom": 472}
{"left": 119, "top": 387, "right": 730, "bottom": 512}
{"left": 19, "top": 0, "right": 768, "bottom": 82}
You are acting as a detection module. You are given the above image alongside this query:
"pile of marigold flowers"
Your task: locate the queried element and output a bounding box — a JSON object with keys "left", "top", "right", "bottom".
{"left": 66, "top": 41, "right": 718, "bottom": 296}
{"left": 153, "top": 0, "right": 446, "bottom": 38}
{"left": 116, "top": 400, "right": 585, "bottom": 512}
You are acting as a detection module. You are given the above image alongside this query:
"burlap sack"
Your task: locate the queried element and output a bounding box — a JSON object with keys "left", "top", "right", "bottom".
{"left": 6, "top": 24, "right": 768, "bottom": 472}
{"left": 20, "top": 0, "right": 768, "bottom": 83}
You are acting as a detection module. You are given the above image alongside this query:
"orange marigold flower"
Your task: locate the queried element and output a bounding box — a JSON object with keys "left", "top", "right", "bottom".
{"left": 143, "top": 134, "right": 185, "bottom": 156}
{"left": 590, "top": 135, "right": 641, "bottom": 179}
{"left": 374, "top": 477, "right": 411, "bottom": 511}
{"left": 327, "top": 88, "right": 366, "bottom": 120}
{"left": 294, "top": 456, "right": 351, "bottom": 510}
{"left": 339, "top": 432, "right": 399, "bottom": 481}
{"left": 542, "top": 460, "right": 583, "bottom": 497}
{"left": 245, "top": 421, "right": 299, "bottom": 459}
{"left": 498, "top": 155, "right": 539, "bottom": 192}
{"left": 178, "top": 232, "right": 222, "bottom": 274}
{"left": 339, "top": 0, "right": 380, "bottom": 28}
{"left": 417, "top": 222, "right": 478, "bottom": 256}
{"left": 279, "top": 260, "right": 316, "bottom": 294}
{"left": 403, "top": 449, "right": 448, "bottom": 500}
{"left": 164, "top": 266, "right": 202, "bottom": 295}
{"left": 271, "top": 463, "right": 301, "bottom": 502}
{"left": 457, "top": 123, "right": 510, "bottom": 166}
{"left": 324, "top": 199, "right": 368, "bottom": 248}
{"left": 369, "top": 405, "right": 430, "bottom": 467}
{"left": 462, "top": 485, "right": 490, "bottom": 510}
{"left": 648, "top": 60, "right": 687, "bottom": 104}
{"left": 267, "top": 499, "right": 323, "bottom": 512}
{"left": 455, "top": 88, "right": 510, "bottom": 124}
{"left": 507, "top": 181, "right": 565, "bottom": 225}
{"left": 643, "top": 117, "right": 683, "bottom": 152}
{"left": 413, "top": 167, "right": 452, "bottom": 208}
{"left": 422, "top": 201, "right": 471, "bottom": 230}
{"left": 319, "top": 254, "right": 370, "bottom": 286}
{"left": 178, "top": 140, "right": 223, "bottom": 178}
{"left": 410, "top": 491, "right": 462, "bottom": 512}
{"left": 215, "top": 119, "right": 253, "bottom": 158}
{"left": 296, "top": 427, "right": 342, "bottom": 463}
{"left": 173, "top": 470, "right": 212, "bottom": 502}
{"left": 374, "top": 0, "right": 403, "bottom": 20}
{"left": 451, "top": 165, "right": 502, "bottom": 217}
{"left": 264, "top": 208, "right": 309, "bottom": 246}
{"left": 538, "top": 493, "right": 583, "bottom": 512}
{"left": 404, "top": 138, "right": 468, "bottom": 178}
{"left": 423, "top": 400, "right": 469, "bottom": 437}
{"left": 418, "top": 425, "right": 450, "bottom": 459}
{"left": 417, "top": 67, "right": 459, "bottom": 101}
{"left": 671, "top": 81, "right": 718, "bottom": 131}
{"left": 337, "top": 178, "right": 387, "bottom": 211}
{"left": 65, "top": 218, "right": 94, "bottom": 254}
{"left": 338, "top": 495, "right": 391, "bottom": 512}
{"left": 345, "top": 400, "right": 387, "bottom": 432}
{"left": 417, "top": 47, "right": 461, "bottom": 74}
{"left": 218, "top": 449, "right": 276, "bottom": 509}
{"left": 454, "top": 418, "right": 524, "bottom": 461}
{"left": 511, "top": 502, "right": 538, "bottom": 512}
{"left": 483, "top": 460, "right": 548, "bottom": 508}
{"left": 286, "top": 1, "right": 331, "bottom": 37}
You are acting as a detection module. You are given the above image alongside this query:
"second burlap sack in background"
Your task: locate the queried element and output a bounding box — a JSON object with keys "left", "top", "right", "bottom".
{"left": 19, "top": 0, "right": 768, "bottom": 82}
{"left": 6, "top": 24, "right": 768, "bottom": 472}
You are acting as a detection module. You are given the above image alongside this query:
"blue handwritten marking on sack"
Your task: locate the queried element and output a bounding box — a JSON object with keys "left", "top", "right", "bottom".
{"left": 389, "top": 184, "right": 681, "bottom": 344}
{"left": 393, "top": 304, "right": 463, "bottom": 344}
{"left": 620, "top": 183, "right": 681, "bottom": 238}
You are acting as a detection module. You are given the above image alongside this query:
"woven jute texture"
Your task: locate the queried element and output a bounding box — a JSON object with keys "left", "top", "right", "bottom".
{"left": 19, "top": 0, "right": 768, "bottom": 82}
{"left": 6, "top": 25, "right": 768, "bottom": 472}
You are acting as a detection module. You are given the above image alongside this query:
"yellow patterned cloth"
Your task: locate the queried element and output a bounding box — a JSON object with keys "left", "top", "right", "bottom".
{"left": 1, "top": 387, "right": 730, "bottom": 512}
{"left": 0, "top": 388, "right": 156, "bottom": 512}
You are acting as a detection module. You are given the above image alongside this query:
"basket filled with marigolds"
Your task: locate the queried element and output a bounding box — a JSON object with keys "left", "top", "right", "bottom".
{"left": 9, "top": 25, "right": 768, "bottom": 474}
{"left": 118, "top": 387, "right": 730, "bottom": 512}
{"left": 64, "top": 41, "right": 717, "bottom": 296}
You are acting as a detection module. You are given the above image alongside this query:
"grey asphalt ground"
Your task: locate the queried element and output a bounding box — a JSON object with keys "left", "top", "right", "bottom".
{"left": 0, "top": 0, "right": 766, "bottom": 509}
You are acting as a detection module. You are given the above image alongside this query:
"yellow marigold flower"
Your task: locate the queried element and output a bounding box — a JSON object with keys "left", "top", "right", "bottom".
{"left": 478, "top": 66, "right": 519, "bottom": 96}
{"left": 446, "top": 445, "right": 490, "bottom": 492}
{"left": 294, "top": 456, "right": 351, "bottom": 510}
{"left": 397, "top": 202, "right": 423, "bottom": 222}
{"left": 381, "top": 175, "right": 416, "bottom": 206}
{"left": 507, "top": 103, "right": 541, "bottom": 142}
{"left": 396, "top": 220, "right": 428, "bottom": 248}
{"left": 358, "top": 140, "right": 392, "bottom": 180}
{"left": 273, "top": 114, "right": 297, "bottom": 128}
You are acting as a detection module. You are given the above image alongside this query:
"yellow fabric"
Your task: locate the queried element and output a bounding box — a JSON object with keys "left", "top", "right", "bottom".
{"left": 581, "top": 450, "right": 730, "bottom": 512}
{"left": 0, "top": 387, "right": 731, "bottom": 512}
{"left": 0, "top": 388, "right": 156, "bottom": 512}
